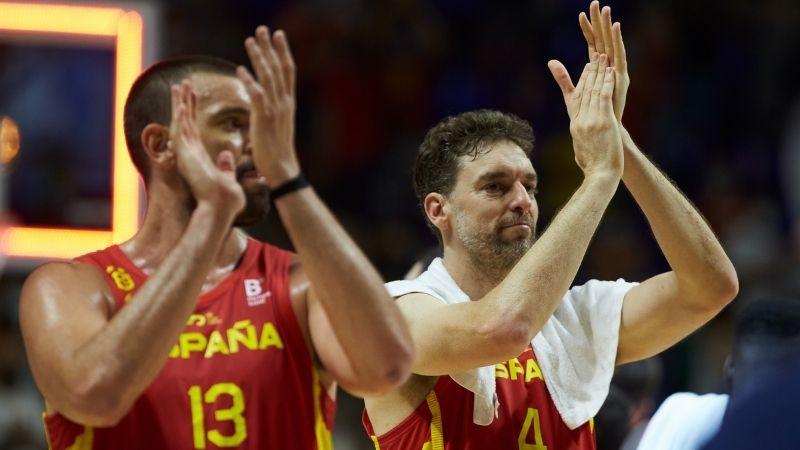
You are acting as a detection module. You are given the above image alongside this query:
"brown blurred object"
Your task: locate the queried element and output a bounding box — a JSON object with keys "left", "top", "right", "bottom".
{"left": 0, "top": 116, "right": 20, "bottom": 167}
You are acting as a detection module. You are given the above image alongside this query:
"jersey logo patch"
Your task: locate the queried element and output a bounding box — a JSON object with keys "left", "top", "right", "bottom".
{"left": 244, "top": 278, "right": 271, "bottom": 306}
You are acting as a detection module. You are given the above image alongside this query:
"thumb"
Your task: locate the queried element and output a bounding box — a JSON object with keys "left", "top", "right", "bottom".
{"left": 547, "top": 60, "right": 575, "bottom": 97}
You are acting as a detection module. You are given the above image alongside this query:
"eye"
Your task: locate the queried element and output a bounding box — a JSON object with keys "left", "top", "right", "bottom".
{"left": 524, "top": 184, "right": 539, "bottom": 195}
{"left": 484, "top": 183, "right": 503, "bottom": 194}
{"left": 220, "top": 117, "right": 244, "bottom": 131}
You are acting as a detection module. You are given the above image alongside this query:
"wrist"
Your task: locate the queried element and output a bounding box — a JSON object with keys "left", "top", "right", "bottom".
{"left": 193, "top": 200, "right": 238, "bottom": 227}
{"left": 261, "top": 162, "right": 301, "bottom": 190}
{"left": 582, "top": 169, "right": 622, "bottom": 188}
{"left": 270, "top": 172, "right": 311, "bottom": 202}
{"left": 619, "top": 125, "right": 638, "bottom": 152}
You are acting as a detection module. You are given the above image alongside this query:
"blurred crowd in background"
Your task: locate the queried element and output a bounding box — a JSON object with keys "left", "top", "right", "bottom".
{"left": 1, "top": 0, "right": 800, "bottom": 448}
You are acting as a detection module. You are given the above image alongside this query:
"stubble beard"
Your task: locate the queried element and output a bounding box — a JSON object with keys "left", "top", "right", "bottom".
{"left": 232, "top": 184, "right": 270, "bottom": 226}
{"left": 454, "top": 208, "right": 535, "bottom": 283}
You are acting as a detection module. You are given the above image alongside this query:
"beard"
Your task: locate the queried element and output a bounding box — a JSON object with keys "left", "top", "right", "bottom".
{"left": 453, "top": 208, "right": 536, "bottom": 280}
{"left": 233, "top": 161, "right": 270, "bottom": 226}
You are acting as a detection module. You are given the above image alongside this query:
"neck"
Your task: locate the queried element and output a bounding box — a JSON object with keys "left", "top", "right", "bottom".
{"left": 441, "top": 243, "right": 511, "bottom": 300}
{"left": 119, "top": 179, "right": 246, "bottom": 280}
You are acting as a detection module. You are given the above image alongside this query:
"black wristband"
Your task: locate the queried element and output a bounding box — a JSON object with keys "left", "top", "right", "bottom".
{"left": 270, "top": 173, "right": 310, "bottom": 201}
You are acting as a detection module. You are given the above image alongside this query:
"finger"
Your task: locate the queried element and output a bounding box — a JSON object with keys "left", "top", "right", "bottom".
{"left": 580, "top": 52, "right": 599, "bottom": 113}
{"left": 589, "top": 54, "right": 609, "bottom": 110}
{"left": 181, "top": 81, "right": 199, "bottom": 138}
{"left": 273, "top": 30, "right": 296, "bottom": 96}
{"left": 565, "top": 61, "right": 590, "bottom": 119}
{"left": 600, "top": 67, "right": 615, "bottom": 112}
{"left": 170, "top": 84, "right": 181, "bottom": 131}
{"left": 579, "top": 12, "right": 596, "bottom": 59}
{"left": 245, "top": 37, "right": 277, "bottom": 103}
{"left": 180, "top": 80, "right": 191, "bottom": 114}
{"left": 237, "top": 66, "right": 267, "bottom": 112}
{"left": 601, "top": 6, "right": 615, "bottom": 64}
{"left": 547, "top": 60, "right": 575, "bottom": 97}
{"left": 256, "top": 26, "right": 286, "bottom": 97}
{"left": 612, "top": 22, "right": 627, "bottom": 72}
{"left": 217, "top": 150, "right": 236, "bottom": 176}
{"left": 187, "top": 82, "right": 197, "bottom": 122}
{"left": 589, "top": 1, "right": 605, "bottom": 54}
{"left": 573, "top": 62, "right": 591, "bottom": 97}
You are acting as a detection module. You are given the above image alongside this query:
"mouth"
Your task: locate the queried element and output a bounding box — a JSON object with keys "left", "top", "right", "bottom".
{"left": 236, "top": 161, "right": 266, "bottom": 182}
{"left": 501, "top": 221, "right": 531, "bottom": 230}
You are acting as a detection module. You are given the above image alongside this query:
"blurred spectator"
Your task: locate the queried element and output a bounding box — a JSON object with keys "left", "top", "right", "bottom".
{"left": 0, "top": 316, "right": 44, "bottom": 450}
{"left": 636, "top": 297, "right": 800, "bottom": 450}
{"left": 594, "top": 357, "right": 662, "bottom": 450}
{"left": 701, "top": 352, "right": 800, "bottom": 450}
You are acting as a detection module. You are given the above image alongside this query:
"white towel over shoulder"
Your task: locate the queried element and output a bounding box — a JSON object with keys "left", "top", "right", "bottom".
{"left": 386, "top": 258, "right": 635, "bottom": 429}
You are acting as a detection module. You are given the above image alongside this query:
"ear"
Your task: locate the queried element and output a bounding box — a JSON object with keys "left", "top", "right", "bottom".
{"left": 424, "top": 192, "right": 449, "bottom": 236}
{"left": 141, "top": 123, "right": 174, "bottom": 171}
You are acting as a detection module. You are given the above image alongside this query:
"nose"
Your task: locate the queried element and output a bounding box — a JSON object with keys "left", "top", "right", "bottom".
{"left": 508, "top": 181, "right": 532, "bottom": 214}
{"left": 242, "top": 134, "right": 253, "bottom": 157}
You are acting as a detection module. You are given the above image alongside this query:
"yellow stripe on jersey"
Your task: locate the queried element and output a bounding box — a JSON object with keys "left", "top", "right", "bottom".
{"left": 42, "top": 412, "right": 94, "bottom": 450}
{"left": 66, "top": 426, "right": 94, "bottom": 450}
{"left": 312, "top": 369, "right": 333, "bottom": 450}
{"left": 42, "top": 413, "right": 53, "bottom": 450}
{"left": 370, "top": 435, "right": 381, "bottom": 450}
{"left": 425, "top": 390, "right": 445, "bottom": 450}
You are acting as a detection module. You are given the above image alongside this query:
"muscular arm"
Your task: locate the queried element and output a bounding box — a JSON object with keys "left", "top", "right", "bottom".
{"left": 616, "top": 129, "right": 738, "bottom": 364}
{"left": 20, "top": 82, "right": 244, "bottom": 427}
{"left": 238, "top": 28, "right": 412, "bottom": 395}
{"left": 277, "top": 188, "right": 413, "bottom": 395}
{"left": 398, "top": 174, "right": 620, "bottom": 375}
{"left": 20, "top": 204, "right": 236, "bottom": 427}
{"left": 574, "top": 2, "right": 738, "bottom": 364}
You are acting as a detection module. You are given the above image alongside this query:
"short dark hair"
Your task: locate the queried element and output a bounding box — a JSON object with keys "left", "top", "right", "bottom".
{"left": 732, "top": 297, "right": 800, "bottom": 363}
{"left": 123, "top": 55, "right": 238, "bottom": 183}
{"left": 412, "top": 109, "right": 535, "bottom": 244}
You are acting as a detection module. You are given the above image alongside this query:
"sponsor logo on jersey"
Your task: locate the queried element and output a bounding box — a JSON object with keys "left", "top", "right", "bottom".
{"left": 106, "top": 265, "right": 135, "bottom": 303}
{"left": 244, "top": 278, "right": 271, "bottom": 306}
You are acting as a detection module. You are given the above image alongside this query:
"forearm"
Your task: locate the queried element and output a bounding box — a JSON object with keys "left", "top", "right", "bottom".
{"left": 69, "top": 203, "right": 234, "bottom": 418}
{"left": 621, "top": 128, "right": 738, "bottom": 299}
{"left": 275, "top": 188, "right": 413, "bottom": 379}
{"left": 484, "top": 174, "right": 620, "bottom": 346}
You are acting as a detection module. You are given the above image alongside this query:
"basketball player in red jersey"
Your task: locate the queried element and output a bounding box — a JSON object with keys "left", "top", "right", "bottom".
{"left": 19, "top": 27, "right": 413, "bottom": 449}
{"left": 363, "top": 2, "right": 739, "bottom": 449}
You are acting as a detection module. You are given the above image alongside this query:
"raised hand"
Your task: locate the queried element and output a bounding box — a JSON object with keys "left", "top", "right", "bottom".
{"left": 579, "top": 1, "right": 628, "bottom": 121}
{"left": 237, "top": 26, "right": 300, "bottom": 189}
{"left": 169, "top": 81, "right": 245, "bottom": 216}
{"left": 548, "top": 53, "right": 623, "bottom": 178}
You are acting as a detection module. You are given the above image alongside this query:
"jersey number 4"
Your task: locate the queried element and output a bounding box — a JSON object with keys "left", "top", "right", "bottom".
{"left": 188, "top": 383, "right": 247, "bottom": 449}
{"left": 519, "top": 408, "right": 548, "bottom": 450}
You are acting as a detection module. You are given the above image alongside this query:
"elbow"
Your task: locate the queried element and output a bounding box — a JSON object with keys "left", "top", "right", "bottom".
{"left": 688, "top": 264, "right": 739, "bottom": 314}
{"left": 479, "top": 315, "right": 533, "bottom": 361}
{"left": 352, "top": 345, "right": 415, "bottom": 395}
{"left": 66, "top": 378, "right": 132, "bottom": 427}
{"left": 708, "top": 264, "right": 740, "bottom": 308}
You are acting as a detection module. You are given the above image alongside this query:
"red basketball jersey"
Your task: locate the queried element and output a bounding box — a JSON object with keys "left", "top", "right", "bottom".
{"left": 43, "top": 239, "right": 334, "bottom": 450}
{"left": 364, "top": 346, "right": 595, "bottom": 450}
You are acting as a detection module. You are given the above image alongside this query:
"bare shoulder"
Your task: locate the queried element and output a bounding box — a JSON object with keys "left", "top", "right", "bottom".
{"left": 20, "top": 261, "right": 113, "bottom": 326}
